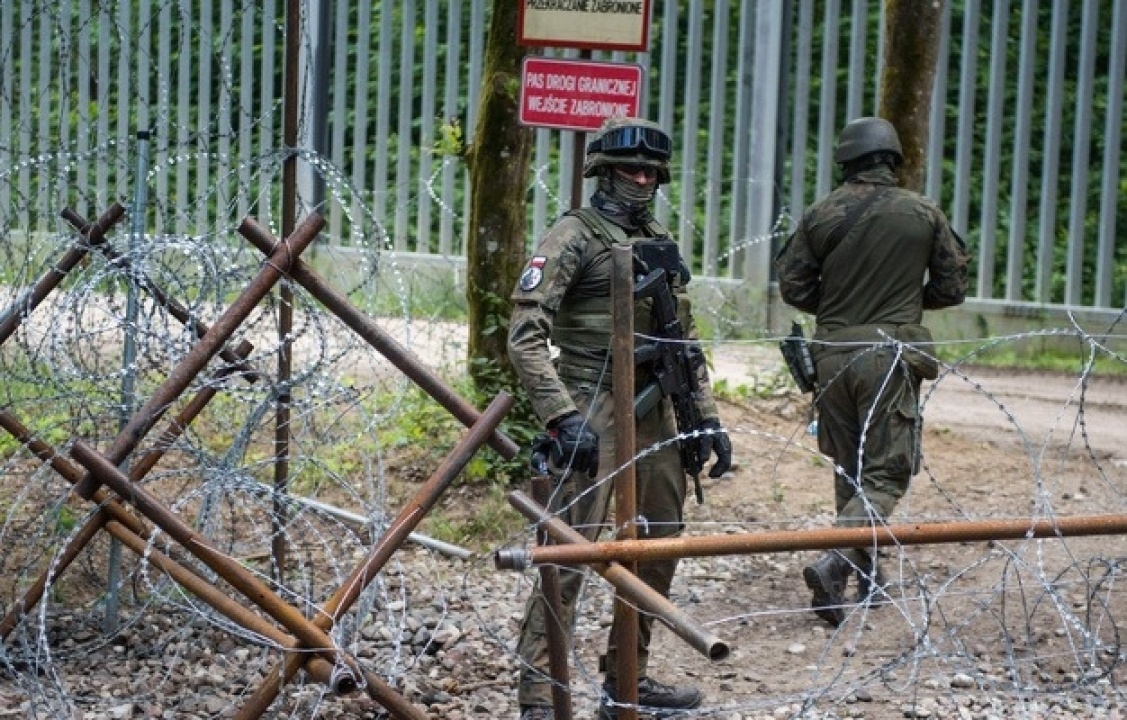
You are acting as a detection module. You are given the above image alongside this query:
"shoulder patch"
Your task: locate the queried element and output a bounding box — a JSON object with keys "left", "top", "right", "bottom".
{"left": 518, "top": 256, "right": 547, "bottom": 291}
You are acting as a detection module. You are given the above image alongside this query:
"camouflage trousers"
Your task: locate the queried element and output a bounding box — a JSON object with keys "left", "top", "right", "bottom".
{"left": 815, "top": 346, "right": 922, "bottom": 569}
{"left": 516, "top": 382, "right": 687, "bottom": 708}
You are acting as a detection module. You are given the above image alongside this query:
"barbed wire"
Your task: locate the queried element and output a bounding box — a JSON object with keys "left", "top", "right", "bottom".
{"left": 3, "top": 4, "right": 1127, "bottom": 718}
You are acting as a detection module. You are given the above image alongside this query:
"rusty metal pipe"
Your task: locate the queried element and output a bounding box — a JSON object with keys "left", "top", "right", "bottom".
{"left": 532, "top": 476, "right": 573, "bottom": 720}
{"left": 233, "top": 393, "right": 513, "bottom": 720}
{"left": 610, "top": 244, "right": 638, "bottom": 716}
{"left": 237, "top": 224, "right": 519, "bottom": 461}
{"left": 0, "top": 356, "right": 249, "bottom": 640}
{"left": 0, "top": 203, "right": 126, "bottom": 345}
{"left": 102, "top": 518, "right": 347, "bottom": 690}
{"left": 504, "top": 491, "right": 730, "bottom": 663}
{"left": 0, "top": 404, "right": 346, "bottom": 689}
{"left": 60, "top": 208, "right": 259, "bottom": 379}
{"left": 498, "top": 514, "right": 1127, "bottom": 567}
{"left": 0, "top": 501, "right": 107, "bottom": 639}
{"left": 73, "top": 213, "right": 323, "bottom": 501}
{"left": 69, "top": 440, "right": 363, "bottom": 693}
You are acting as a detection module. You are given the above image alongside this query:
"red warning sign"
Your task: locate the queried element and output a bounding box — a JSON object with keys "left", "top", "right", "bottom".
{"left": 519, "top": 57, "right": 644, "bottom": 132}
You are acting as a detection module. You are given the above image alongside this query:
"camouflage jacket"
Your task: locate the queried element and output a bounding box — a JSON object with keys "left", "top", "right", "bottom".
{"left": 774, "top": 166, "right": 969, "bottom": 333}
{"left": 508, "top": 207, "right": 718, "bottom": 426}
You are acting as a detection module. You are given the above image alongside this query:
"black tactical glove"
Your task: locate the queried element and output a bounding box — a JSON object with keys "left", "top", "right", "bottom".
{"left": 547, "top": 412, "right": 600, "bottom": 478}
{"left": 698, "top": 418, "right": 732, "bottom": 478}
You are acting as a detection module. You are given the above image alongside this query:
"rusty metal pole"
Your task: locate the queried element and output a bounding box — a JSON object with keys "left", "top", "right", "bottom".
{"left": 500, "top": 514, "right": 1127, "bottom": 566}
{"left": 238, "top": 226, "right": 519, "bottom": 460}
{"left": 230, "top": 393, "right": 513, "bottom": 720}
{"left": 69, "top": 440, "right": 369, "bottom": 693}
{"left": 71, "top": 213, "right": 322, "bottom": 502}
{"left": 504, "top": 491, "right": 730, "bottom": 662}
{"left": 609, "top": 245, "right": 639, "bottom": 719}
{"left": 0, "top": 403, "right": 355, "bottom": 693}
{"left": 0, "top": 349, "right": 251, "bottom": 639}
{"left": 0, "top": 203, "right": 126, "bottom": 345}
{"left": 532, "top": 475, "right": 573, "bottom": 720}
{"left": 271, "top": 0, "right": 303, "bottom": 584}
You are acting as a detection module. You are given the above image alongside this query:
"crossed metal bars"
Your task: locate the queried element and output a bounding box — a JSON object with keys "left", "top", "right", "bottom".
{"left": 0, "top": 205, "right": 518, "bottom": 718}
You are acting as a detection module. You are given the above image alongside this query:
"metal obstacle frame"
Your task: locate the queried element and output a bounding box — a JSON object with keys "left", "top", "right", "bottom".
{"left": 0, "top": 206, "right": 519, "bottom": 719}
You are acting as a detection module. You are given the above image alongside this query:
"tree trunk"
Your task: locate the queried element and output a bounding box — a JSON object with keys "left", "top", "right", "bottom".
{"left": 465, "top": 5, "right": 535, "bottom": 394}
{"left": 880, "top": 0, "right": 944, "bottom": 192}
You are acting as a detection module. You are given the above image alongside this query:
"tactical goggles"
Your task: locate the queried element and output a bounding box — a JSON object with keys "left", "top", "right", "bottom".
{"left": 588, "top": 125, "right": 672, "bottom": 160}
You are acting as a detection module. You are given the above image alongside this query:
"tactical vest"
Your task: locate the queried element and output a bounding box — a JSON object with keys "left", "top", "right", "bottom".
{"left": 552, "top": 207, "right": 692, "bottom": 386}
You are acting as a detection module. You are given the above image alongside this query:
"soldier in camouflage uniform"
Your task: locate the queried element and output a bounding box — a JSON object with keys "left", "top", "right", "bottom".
{"left": 508, "top": 116, "right": 732, "bottom": 720}
{"left": 774, "top": 116, "right": 969, "bottom": 627}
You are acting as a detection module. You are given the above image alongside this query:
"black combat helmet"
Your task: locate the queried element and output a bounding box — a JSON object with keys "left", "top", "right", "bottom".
{"left": 583, "top": 116, "right": 672, "bottom": 184}
{"left": 833, "top": 116, "right": 903, "bottom": 165}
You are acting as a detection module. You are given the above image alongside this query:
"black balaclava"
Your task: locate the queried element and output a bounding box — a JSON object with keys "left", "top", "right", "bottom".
{"left": 591, "top": 165, "right": 658, "bottom": 229}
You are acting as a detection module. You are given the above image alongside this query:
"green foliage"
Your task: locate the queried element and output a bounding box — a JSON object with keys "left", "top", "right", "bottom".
{"left": 432, "top": 119, "right": 465, "bottom": 158}
{"left": 419, "top": 481, "right": 524, "bottom": 551}
{"left": 53, "top": 504, "right": 80, "bottom": 535}
{"left": 943, "top": 343, "right": 1127, "bottom": 376}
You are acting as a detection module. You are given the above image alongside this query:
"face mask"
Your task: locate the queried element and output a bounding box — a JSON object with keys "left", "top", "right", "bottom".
{"left": 607, "top": 169, "right": 657, "bottom": 206}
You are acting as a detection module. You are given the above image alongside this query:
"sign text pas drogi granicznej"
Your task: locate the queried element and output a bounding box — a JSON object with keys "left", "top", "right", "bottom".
{"left": 519, "top": 57, "right": 643, "bottom": 132}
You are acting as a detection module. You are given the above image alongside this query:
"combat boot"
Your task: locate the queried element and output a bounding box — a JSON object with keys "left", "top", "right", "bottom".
{"left": 802, "top": 551, "right": 851, "bottom": 627}
{"left": 518, "top": 705, "right": 553, "bottom": 720}
{"left": 598, "top": 676, "right": 703, "bottom": 719}
{"left": 854, "top": 558, "right": 891, "bottom": 606}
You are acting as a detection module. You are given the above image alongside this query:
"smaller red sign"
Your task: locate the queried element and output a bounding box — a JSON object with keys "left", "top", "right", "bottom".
{"left": 519, "top": 57, "right": 644, "bottom": 132}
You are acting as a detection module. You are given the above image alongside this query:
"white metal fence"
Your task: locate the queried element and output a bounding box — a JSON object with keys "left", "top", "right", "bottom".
{"left": 1, "top": 1, "right": 1124, "bottom": 310}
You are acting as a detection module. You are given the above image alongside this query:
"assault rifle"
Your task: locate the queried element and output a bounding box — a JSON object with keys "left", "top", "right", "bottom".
{"left": 632, "top": 267, "right": 709, "bottom": 503}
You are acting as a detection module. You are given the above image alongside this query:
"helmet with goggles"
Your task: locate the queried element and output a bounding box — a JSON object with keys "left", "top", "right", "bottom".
{"left": 583, "top": 116, "right": 672, "bottom": 184}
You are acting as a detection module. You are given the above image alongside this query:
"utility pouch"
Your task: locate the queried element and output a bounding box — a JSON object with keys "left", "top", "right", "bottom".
{"left": 897, "top": 324, "right": 939, "bottom": 380}
{"left": 634, "top": 236, "right": 689, "bottom": 284}
{"left": 780, "top": 321, "right": 817, "bottom": 393}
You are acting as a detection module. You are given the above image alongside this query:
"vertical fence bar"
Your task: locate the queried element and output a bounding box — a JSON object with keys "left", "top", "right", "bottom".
{"left": 373, "top": 2, "right": 393, "bottom": 226}
{"left": 0, "top": 1, "right": 12, "bottom": 221}
{"left": 787, "top": 0, "right": 812, "bottom": 222}
{"left": 351, "top": 3, "right": 372, "bottom": 245}
{"left": 439, "top": 0, "right": 462, "bottom": 256}
{"left": 677, "top": 0, "right": 703, "bottom": 268}
{"left": 977, "top": 0, "right": 1010, "bottom": 300}
{"left": 395, "top": 0, "right": 416, "bottom": 251}
{"left": 217, "top": 1, "right": 233, "bottom": 227}
{"left": 814, "top": 0, "right": 840, "bottom": 199}
{"left": 1035, "top": 0, "right": 1068, "bottom": 304}
{"left": 1006, "top": 2, "right": 1039, "bottom": 302}
{"left": 925, "top": 0, "right": 952, "bottom": 202}
{"left": 175, "top": 4, "right": 191, "bottom": 236}
{"left": 329, "top": 1, "right": 349, "bottom": 242}
{"left": 156, "top": 0, "right": 171, "bottom": 235}
{"left": 951, "top": 0, "right": 980, "bottom": 239}
{"left": 18, "top": 2, "right": 33, "bottom": 222}
{"left": 257, "top": 0, "right": 278, "bottom": 224}
{"left": 196, "top": 0, "right": 213, "bottom": 234}
{"left": 1096, "top": 1, "right": 1126, "bottom": 308}
{"left": 417, "top": 0, "right": 438, "bottom": 254}
{"left": 1064, "top": 0, "right": 1097, "bottom": 307}
{"left": 845, "top": 0, "right": 867, "bottom": 121}
{"left": 654, "top": 0, "right": 677, "bottom": 229}
{"left": 702, "top": 0, "right": 729, "bottom": 279}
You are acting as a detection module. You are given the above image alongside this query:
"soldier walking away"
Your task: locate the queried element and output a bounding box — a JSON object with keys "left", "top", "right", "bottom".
{"left": 507, "top": 116, "right": 733, "bottom": 719}
{"left": 774, "top": 116, "right": 969, "bottom": 627}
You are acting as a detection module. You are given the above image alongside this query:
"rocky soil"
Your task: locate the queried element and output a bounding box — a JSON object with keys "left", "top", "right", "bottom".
{"left": 2, "top": 361, "right": 1126, "bottom": 719}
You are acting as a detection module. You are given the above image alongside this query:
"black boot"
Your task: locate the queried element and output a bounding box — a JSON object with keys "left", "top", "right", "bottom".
{"left": 854, "top": 557, "right": 891, "bottom": 606}
{"left": 599, "top": 676, "right": 703, "bottom": 719}
{"left": 803, "top": 551, "right": 851, "bottom": 627}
